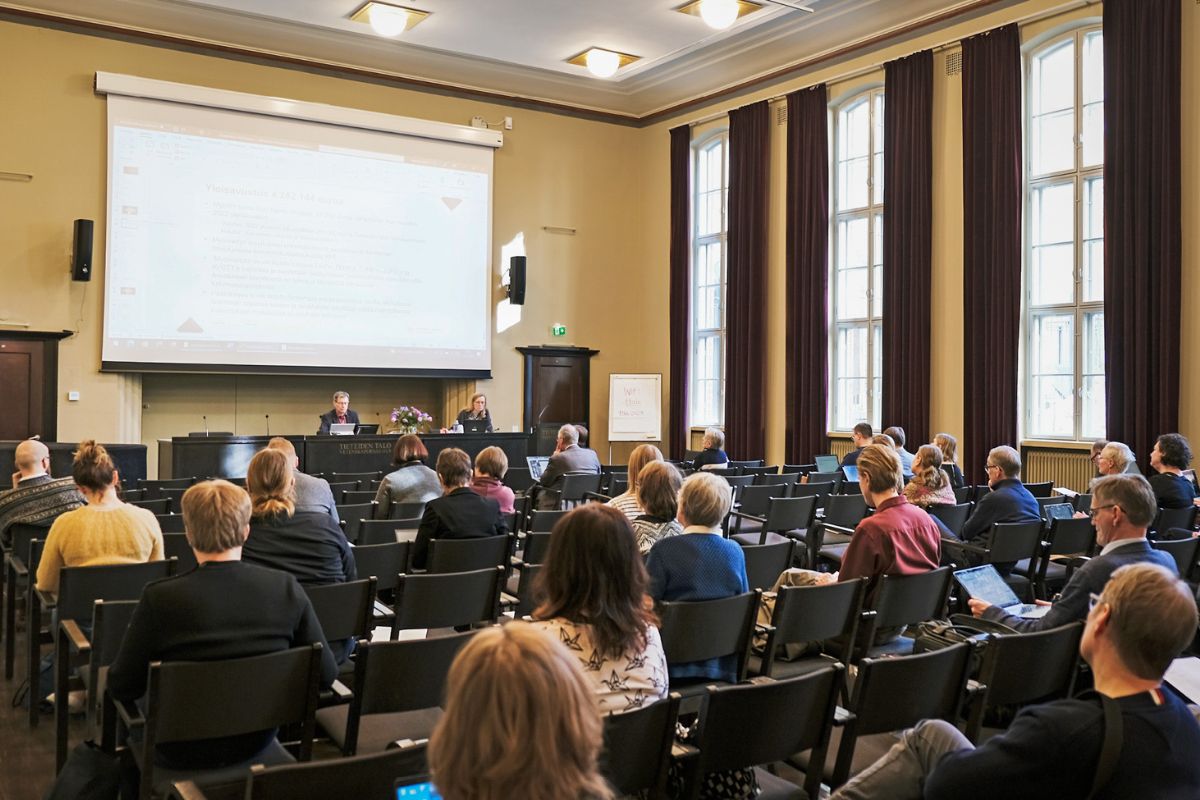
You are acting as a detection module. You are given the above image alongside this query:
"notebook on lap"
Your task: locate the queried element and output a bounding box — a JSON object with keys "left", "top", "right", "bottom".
{"left": 954, "top": 564, "right": 1052, "bottom": 619}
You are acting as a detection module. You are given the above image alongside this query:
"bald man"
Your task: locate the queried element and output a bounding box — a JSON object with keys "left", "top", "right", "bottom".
{"left": 0, "top": 440, "right": 85, "bottom": 547}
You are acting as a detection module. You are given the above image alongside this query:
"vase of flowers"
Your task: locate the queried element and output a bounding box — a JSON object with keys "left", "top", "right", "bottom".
{"left": 385, "top": 405, "right": 434, "bottom": 435}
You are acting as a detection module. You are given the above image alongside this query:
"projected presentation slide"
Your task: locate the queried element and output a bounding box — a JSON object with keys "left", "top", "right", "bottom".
{"left": 102, "top": 96, "right": 493, "bottom": 374}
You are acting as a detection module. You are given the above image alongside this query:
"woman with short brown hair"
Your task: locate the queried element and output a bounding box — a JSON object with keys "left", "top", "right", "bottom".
{"left": 374, "top": 433, "right": 441, "bottom": 518}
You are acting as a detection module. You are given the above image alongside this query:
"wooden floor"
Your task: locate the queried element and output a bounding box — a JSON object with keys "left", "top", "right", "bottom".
{"left": 0, "top": 627, "right": 75, "bottom": 800}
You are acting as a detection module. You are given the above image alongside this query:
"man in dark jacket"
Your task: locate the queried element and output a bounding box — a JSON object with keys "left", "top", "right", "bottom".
{"left": 533, "top": 424, "right": 601, "bottom": 510}
{"left": 317, "top": 390, "right": 360, "bottom": 434}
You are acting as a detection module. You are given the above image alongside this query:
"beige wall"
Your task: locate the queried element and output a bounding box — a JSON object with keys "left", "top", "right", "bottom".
{"left": 0, "top": 19, "right": 656, "bottom": 473}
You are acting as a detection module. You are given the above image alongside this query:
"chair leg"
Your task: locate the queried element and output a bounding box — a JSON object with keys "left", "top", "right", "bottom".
{"left": 27, "top": 595, "right": 40, "bottom": 727}
{"left": 55, "top": 630, "right": 69, "bottom": 772}
{"left": 3, "top": 565, "right": 15, "bottom": 679}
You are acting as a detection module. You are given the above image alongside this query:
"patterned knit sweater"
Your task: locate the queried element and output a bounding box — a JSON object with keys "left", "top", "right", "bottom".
{"left": 0, "top": 475, "right": 85, "bottom": 546}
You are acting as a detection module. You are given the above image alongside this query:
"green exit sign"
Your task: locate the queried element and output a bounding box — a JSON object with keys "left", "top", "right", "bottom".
{"left": 551, "top": 324, "right": 567, "bottom": 337}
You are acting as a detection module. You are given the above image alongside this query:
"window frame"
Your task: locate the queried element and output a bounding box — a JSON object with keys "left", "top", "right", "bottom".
{"left": 828, "top": 86, "right": 885, "bottom": 433}
{"left": 688, "top": 129, "right": 730, "bottom": 429}
{"left": 1022, "top": 25, "right": 1105, "bottom": 443}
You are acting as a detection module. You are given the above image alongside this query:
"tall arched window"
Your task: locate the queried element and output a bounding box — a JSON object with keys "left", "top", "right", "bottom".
{"left": 830, "top": 88, "right": 884, "bottom": 431}
{"left": 690, "top": 131, "right": 729, "bottom": 427}
{"left": 1025, "top": 27, "right": 1104, "bottom": 441}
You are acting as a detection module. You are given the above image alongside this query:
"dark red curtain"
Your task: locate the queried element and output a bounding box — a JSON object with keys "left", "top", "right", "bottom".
{"left": 961, "top": 25, "right": 1022, "bottom": 485}
{"left": 725, "top": 101, "right": 770, "bottom": 460}
{"left": 668, "top": 125, "right": 691, "bottom": 460}
{"left": 1103, "top": 0, "right": 1181, "bottom": 470}
{"left": 785, "top": 86, "right": 829, "bottom": 464}
{"left": 882, "top": 50, "right": 933, "bottom": 449}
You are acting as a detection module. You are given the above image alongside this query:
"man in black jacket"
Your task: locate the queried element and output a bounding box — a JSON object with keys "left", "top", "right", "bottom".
{"left": 533, "top": 424, "right": 602, "bottom": 511}
{"left": 317, "top": 390, "right": 360, "bottom": 434}
{"left": 412, "top": 448, "right": 507, "bottom": 569}
{"left": 832, "top": 561, "right": 1200, "bottom": 800}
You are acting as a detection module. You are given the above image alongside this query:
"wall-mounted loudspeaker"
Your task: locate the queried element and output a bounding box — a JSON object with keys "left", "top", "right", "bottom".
{"left": 71, "top": 219, "right": 94, "bottom": 282}
{"left": 508, "top": 255, "right": 526, "bottom": 305}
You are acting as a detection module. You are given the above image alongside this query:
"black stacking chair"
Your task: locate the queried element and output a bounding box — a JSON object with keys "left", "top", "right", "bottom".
{"left": 739, "top": 540, "right": 796, "bottom": 591}
{"left": 390, "top": 566, "right": 504, "bottom": 638}
{"left": 600, "top": 694, "right": 681, "bottom": 799}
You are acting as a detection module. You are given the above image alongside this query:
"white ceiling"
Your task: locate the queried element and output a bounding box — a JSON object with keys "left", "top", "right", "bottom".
{"left": 1, "top": 0, "right": 1021, "bottom": 120}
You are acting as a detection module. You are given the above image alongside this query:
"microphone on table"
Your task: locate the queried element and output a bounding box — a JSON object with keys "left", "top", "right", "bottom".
{"left": 202, "top": 415, "right": 208, "bottom": 437}
{"left": 265, "top": 414, "right": 270, "bottom": 437}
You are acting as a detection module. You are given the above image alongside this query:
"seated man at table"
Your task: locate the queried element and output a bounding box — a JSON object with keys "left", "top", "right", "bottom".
{"left": 317, "top": 390, "right": 360, "bottom": 434}
{"left": 0, "top": 439, "right": 84, "bottom": 547}
{"left": 533, "top": 424, "right": 601, "bottom": 511}
{"left": 832, "top": 562, "right": 1200, "bottom": 800}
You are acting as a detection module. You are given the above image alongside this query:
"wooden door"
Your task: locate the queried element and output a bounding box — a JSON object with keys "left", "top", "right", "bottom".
{"left": 0, "top": 332, "right": 67, "bottom": 441}
{"left": 519, "top": 346, "right": 598, "bottom": 455}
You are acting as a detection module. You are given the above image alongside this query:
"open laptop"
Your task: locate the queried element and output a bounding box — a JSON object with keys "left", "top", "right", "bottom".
{"left": 355, "top": 423, "right": 379, "bottom": 435}
{"left": 1044, "top": 502, "right": 1076, "bottom": 521}
{"left": 954, "top": 564, "right": 1051, "bottom": 619}
{"left": 395, "top": 775, "right": 441, "bottom": 799}
{"left": 527, "top": 455, "right": 551, "bottom": 481}
{"left": 462, "top": 419, "right": 488, "bottom": 434}
{"left": 842, "top": 465, "right": 860, "bottom": 483}
{"left": 328, "top": 422, "right": 356, "bottom": 436}
{"left": 815, "top": 455, "right": 841, "bottom": 473}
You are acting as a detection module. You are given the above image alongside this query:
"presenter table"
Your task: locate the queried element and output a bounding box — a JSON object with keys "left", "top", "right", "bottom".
{"left": 159, "top": 433, "right": 530, "bottom": 480}
{"left": 0, "top": 441, "right": 147, "bottom": 485}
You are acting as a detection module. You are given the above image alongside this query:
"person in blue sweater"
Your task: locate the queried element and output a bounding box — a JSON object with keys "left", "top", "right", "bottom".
{"left": 832, "top": 561, "right": 1200, "bottom": 800}
{"left": 691, "top": 427, "right": 730, "bottom": 471}
{"left": 646, "top": 471, "right": 748, "bottom": 684}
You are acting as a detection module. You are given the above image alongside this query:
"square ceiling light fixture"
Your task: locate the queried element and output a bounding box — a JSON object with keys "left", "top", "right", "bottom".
{"left": 566, "top": 48, "right": 641, "bottom": 79}
{"left": 676, "top": 0, "right": 764, "bottom": 30}
{"left": 349, "top": 2, "right": 430, "bottom": 37}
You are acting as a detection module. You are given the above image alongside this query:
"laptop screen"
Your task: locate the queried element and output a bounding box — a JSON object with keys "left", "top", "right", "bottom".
{"left": 954, "top": 565, "right": 1022, "bottom": 609}
{"left": 842, "top": 465, "right": 860, "bottom": 483}
{"left": 815, "top": 455, "right": 841, "bottom": 473}
{"left": 328, "top": 423, "right": 356, "bottom": 436}
{"left": 395, "top": 776, "right": 442, "bottom": 799}
{"left": 527, "top": 456, "right": 550, "bottom": 480}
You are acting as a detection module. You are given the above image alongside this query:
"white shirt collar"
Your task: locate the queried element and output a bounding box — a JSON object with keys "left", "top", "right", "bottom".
{"left": 1100, "top": 536, "right": 1146, "bottom": 556}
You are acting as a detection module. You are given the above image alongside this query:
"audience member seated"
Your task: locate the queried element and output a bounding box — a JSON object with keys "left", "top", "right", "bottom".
{"left": 841, "top": 422, "right": 874, "bottom": 468}
{"left": 266, "top": 436, "right": 338, "bottom": 523}
{"left": 374, "top": 433, "right": 442, "bottom": 518}
{"left": 832, "top": 563, "right": 1200, "bottom": 800}
{"left": 412, "top": 448, "right": 508, "bottom": 570}
{"left": 0, "top": 438, "right": 85, "bottom": 547}
{"left": 903, "top": 444, "right": 956, "bottom": 510}
{"left": 957, "top": 446, "right": 1041, "bottom": 558}
{"left": 970, "top": 474, "right": 1176, "bottom": 632}
{"left": 607, "top": 443, "right": 663, "bottom": 520}
{"left": 1093, "top": 441, "right": 1136, "bottom": 485}
{"left": 631, "top": 461, "right": 684, "bottom": 555}
{"left": 837, "top": 444, "right": 941, "bottom": 643}
{"left": 1089, "top": 439, "right": 1108, "bottom": 478}
{"left": 934, "top": 432, "right": 965, "bottom": 490}
{"left": 533, "top": 424, "right": 602, "bottom": 511}
{"left": 530, "top": 504, "right": 668, "bottom": 713}
{"left": 1148, "top": 433, "right": 1197, "bottom": 510}
{"left": 871, "top": 433, "right": 897, "bottom": 451}
{"left": 646, "top": 472, "right": 748, "bottom": 683}
{"left": 243, "top": 448, "right": 356, "bottom": 588}
{"left": 428, "top": 623, "right": 613, "bottom": 800}
{"left": 454, "top": 392, "right": 493, "bottom": 432}
{"left": 36, "top": 440, "right": 164, "bottom": 598}
{"left": 468, "top": 445, "right": 516, "bottom": 515}
{"left": 884, "top": 426, "right": 915, "bottom": 471}
{"left": 691, "top": 427, "right": 729, "bottom": 471}
{"left": 316, "top": 390, "right": 360, "bottom": 434}
{"left": 107, "top": 480, "right": 337, "bottom": 771}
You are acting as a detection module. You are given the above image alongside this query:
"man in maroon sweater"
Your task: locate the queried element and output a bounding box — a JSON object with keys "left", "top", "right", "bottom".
{"left": 838, "top": 444, "right": 941, "bottom": 642}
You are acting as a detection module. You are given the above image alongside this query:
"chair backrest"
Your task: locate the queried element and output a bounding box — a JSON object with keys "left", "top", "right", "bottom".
{"left": 161, "top": 533, "right": 199, "bottom": 572}
{"left": 501, "top": 467, "right": 534, "bottom": 493}
{"left": 792, "top": 481, "right": 835, "bottom": 502}
{"left": 1073, "top": 493, "right": 1093, "bottom": 514}
{"left": 56, "top": 560, "right": 176, "bottom": 622}
{"left": 756, "top": 472, "right": 800, "bottom": 489}
{"left": 1045, "top": 516, "right": 1097, "bottom": 556}
{"left": 784, "top": 464, "right": 816, "bottom": 476}
{"left": 1151, "top": 537, "right": 1200, "bottom": 579}
{"left": 985, "top": 521, "right": 1045, "bottom": 564}
{"left": 729, "top": 460, "right": 766, "bottom": 469}
{"left": 8, "top": 522, "right": 47, "bottom": 564}
{"left": 953, "top": 486, "right": 971, "bottom": 504}
{"left": 656, "top": 591, "right": 761, "bottom": 682}
{"left": 720, "top": 474, "right": 756, "bottom": 491}
{"left": 352, "top": 542, "right": 411, "bottom": 592}
{"left": 928, "top": 503, "right": 972, "bottom": 536}
{"left": 739, "top": 540, "right": 795, "bottom": 591}
{"left": 741, "top": 465, "right": 779, "bottom": 477}
{"left": 331, "top": 471, "right": 382, "bottom": 483}
{"left": 341, "top": 490, "right": 378, "bottom": 505}
{"left": 850, "top": 644, "right": 972, "bottom": 736}
{"left": 512, "top": 563, "right": 543, "bottom": 618}
{"left": 1023, "top": 481, "right": 1054, "bottom": 498}
{"left": 767, "top": 579, "right": 865, "bottom": 666}
{"left": 529, "top": 509, "right": 566, "bottom": 532}
{"left": 128, "top": 497, "right": 171, "bottom": 515}
{"left": 304, "top": 578, "right": 377, "bottom": 642}
{"left": 807, "top": 472, "right": 844, "bottom": 492}
{"left": 560, "top": 473, "right": 602, "bottom": 503}
{"left": 737, "top": 484, "right": 785, "bottom": 517}
{"left": 136, "top": 477, "right": 195, "bottom": 494}
{"left": 143, "top": 645, "right": 322, "bottom": 752}
{"left": 970, "top": 485, "right": 992, "bottom": 502}
{"left": 159, "top": 488, "right": 187, "bottom": 509}
{"left": 353, "top": 631, "right": 476, "bottom": 719}
{"left": 609, "top": 476, "right": 629, "bottom": 497}
{"left": 695, "top": 666, "right": 842, "bottom": 800}
{"left": 120, "top": 488, "right": 147, "bottom": 502}
{"left": 427, "top": 534, "right": 511, "bottom": 574}
{"left": 337, "top": 503, "right": 377, "bottom": 542}
{"left": 871, "top": 567, "right": 952, "bottom": 629}
{"left": 600, "top": 694, "right": 680, "bottom": 797}
{"left": 247, "top": 744, "right": 429, "bottom": 799}
{"left": 388, "top": 501, "right": 427, "bottom": 521}
{"left": 393, "top": 566, "right": 504, "bottom": 633}
{"left": 763, "top": 495, "right": 818, "bottom": 533}
{"left": 358, "top": 519, "right": 419, "bottom": 546}
{"left": 154, "top": 512, "right": 187, "bottom": 533}
{"left": 824, "top": 494, "right": 868, "bottom": 530}
{"left": 327, "top": 480, "right": 362, "bottom": 499}
{"left": 88, "top": 599, "right": 140, "bottom": 671}
{"left": 1153, "top": 505, "right": 1198, "bottom": 535}
{"left": 521, "top": 531, "right": 553, "bottom": 565}
{"left": 972, "top": 623, "right": 1082, "bottom": 728}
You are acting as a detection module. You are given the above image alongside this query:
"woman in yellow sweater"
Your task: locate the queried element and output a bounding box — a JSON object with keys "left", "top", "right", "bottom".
{"left": 35, "top": 440, "right": 164, "bottom": 597}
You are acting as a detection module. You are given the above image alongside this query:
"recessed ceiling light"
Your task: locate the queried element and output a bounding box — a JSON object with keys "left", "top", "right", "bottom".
{"left": 349, "top": 2, "right": 430, "bottom": 37}
{"left": 676, "top": 0, "right": 764, "bottom": 29}
{"left": 566, "top": 48, "right": 641, "bottom": 79}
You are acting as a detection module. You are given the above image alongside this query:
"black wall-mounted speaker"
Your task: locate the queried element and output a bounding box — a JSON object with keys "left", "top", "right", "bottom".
{"left": 508, "top": 255, "right": 526, "bottom": 305}
{"left": 71, "top": 219, "right": 93, "bottom": 282}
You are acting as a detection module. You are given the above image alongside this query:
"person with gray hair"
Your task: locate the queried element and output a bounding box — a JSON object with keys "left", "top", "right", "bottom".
{"left": 692, "top": 427, "right": 729, "bottom": 470}
{"left": 969, "top": 473, "right": 1176, "bottom": 632}
{"left": 0, "top": 439, "right": 84, "bottom": 547}
{"left": 956, "top": 445, "right": 1041, "bottom": 571}
{"left": 1094, "top": 441, "right": 1136, "bottom": 480}
{"left": 533, "top": 423, "right": 601, "bottom": 510}
{"left": 317, "top": 390, "right": 360, "bottom": 434}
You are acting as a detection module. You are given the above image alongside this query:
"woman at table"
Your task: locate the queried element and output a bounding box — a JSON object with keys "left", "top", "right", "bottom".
{"left": 455, "top": 393, "right": 494, "bottom": 432}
